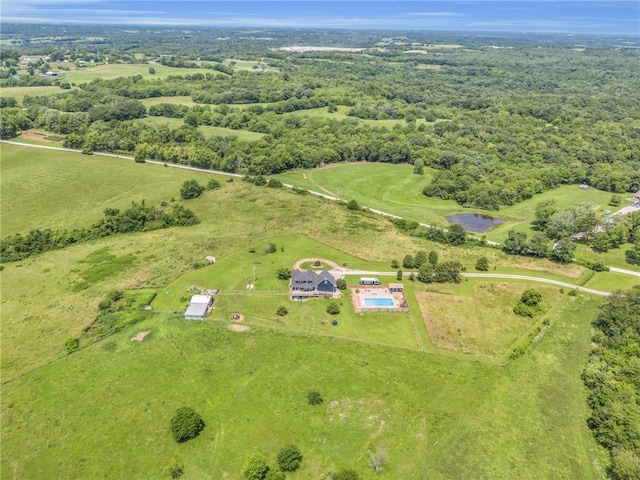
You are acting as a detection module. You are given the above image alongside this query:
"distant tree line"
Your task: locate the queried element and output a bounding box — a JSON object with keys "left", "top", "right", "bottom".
{"left": 0, "top": 200, "right": 199, "bottom": 262}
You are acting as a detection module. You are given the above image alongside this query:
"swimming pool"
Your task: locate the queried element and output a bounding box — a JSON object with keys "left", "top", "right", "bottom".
{"left": 363, "top": 297, "right": 395, "bottom": 307}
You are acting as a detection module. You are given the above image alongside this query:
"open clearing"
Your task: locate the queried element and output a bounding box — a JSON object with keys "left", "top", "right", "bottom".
{"left": 136, "top": 117, "right": 265, "bottom": 142}
{"left": 417, "top": 282, "right": 562, "bottom": 357}
{"left": 0, "top": 143, "right": 616, "bottom": 479}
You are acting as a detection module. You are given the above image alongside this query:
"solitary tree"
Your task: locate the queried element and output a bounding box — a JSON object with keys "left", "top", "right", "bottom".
{"left": 327, "top": 302, "right": 340, "bottom": 315}
{"left": 396, "top": 269, "right": 403, "bottom": 281}
{"left": 475, "top": 256, "right": 489, "bottom": 271}
{"left": 241, "top": 453, "right": 270, "bottom": 480}
{"left": 148, "top": 66, "right": 156, "bottom": 74}
{"left": 170, "top": 407, "right": 205, "bottom": 443}
{"left": 447, "top": 224, "right": 466, "bottom": 246}
{"left": 368, "top": 448, "right": 387, "bottom": 474}
{"left": 402, "top": 255, "right": 415, "bottom": 269}
{"left": 551, "top": 238, "right": 576, "bottom": 264}
{"left": 277, "top": 445, "right": 303, "bottom": 472}
{"left": 336, "top": 278, "right": 347, "bottom": 290}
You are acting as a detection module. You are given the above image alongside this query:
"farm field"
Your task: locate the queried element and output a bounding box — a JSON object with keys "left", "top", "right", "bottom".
{"left": 0, "top": 143, "right": 623, "bottom": 479}
{"left": 0, "top": 85, "right": 68, "bottom": 105}
{"left": 52, "top": 63, "right": 215, "bottom": 83}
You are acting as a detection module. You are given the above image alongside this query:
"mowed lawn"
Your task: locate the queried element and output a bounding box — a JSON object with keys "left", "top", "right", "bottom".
{"left": 57, "top": 63, "right": 217, "bottom": 83}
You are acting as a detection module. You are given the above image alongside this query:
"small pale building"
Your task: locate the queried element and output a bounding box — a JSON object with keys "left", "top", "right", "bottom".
{"left": 184, "top": 294, "right": 213, "bottom": 320}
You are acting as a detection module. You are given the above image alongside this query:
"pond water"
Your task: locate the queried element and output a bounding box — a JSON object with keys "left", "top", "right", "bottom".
{"left": 446, "top": 213, "right": 504, "bottom": 233}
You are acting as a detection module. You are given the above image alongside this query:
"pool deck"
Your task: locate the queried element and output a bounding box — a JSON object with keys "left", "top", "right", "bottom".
{"left": 351, "top": 286, "right": 409, "bottom": 313}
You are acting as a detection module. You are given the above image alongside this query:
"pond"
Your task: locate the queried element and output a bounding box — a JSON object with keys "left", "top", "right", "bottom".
{"left": 446, "top": 213, "right": 505, "bottom": 233}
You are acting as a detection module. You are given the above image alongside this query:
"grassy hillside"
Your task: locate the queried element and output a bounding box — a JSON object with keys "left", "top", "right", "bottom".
{"left": 0, "top": 144, "right": 613, "bottom": 479}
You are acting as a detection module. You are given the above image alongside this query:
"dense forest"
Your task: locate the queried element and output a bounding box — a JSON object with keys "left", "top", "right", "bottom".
{"left": 583, "top": 288, "right": 640, "bottom": 480}
{"left": 1, "top": 26, "right": 639, "bottom": 210}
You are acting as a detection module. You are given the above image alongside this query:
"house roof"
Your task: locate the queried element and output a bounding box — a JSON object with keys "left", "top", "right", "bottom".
{"left": 190, "top": 294, "right": 212, "bottom": 304}
{"left": 184, "top": 302, "right": 208, "bottom": 318}
{"left": 291, "top": 269, "right": 335, "bottom": 288}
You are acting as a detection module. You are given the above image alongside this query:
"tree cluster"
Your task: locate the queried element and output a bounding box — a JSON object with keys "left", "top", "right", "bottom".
{"left": 582, "top": 288, "right": 640, "bottom": 480}
{"left": 0, "top": 200, "right": 199, "bottom": 262}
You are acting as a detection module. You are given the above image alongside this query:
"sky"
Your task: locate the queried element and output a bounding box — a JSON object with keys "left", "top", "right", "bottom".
{"left": 1, "top": 1, "right": 639, "bottom": 35}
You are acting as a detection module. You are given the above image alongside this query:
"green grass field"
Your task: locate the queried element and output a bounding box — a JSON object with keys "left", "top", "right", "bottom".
{"left": 57, "top": 63, "right": 214, "bottom": 83}
{"left": 281, "top": 105, "right": 430, "bottom": 128}
{"left": 136, "top": 117, "right": 264, "bottom": 142}
{"left": 0, "top": 85, "right": 69, "bottom": 105}
{"left": 139, "top": 96, "right": 198, "bottom": 108}
{"left": 0, "top": 144, "right": 615, "bottom": 479}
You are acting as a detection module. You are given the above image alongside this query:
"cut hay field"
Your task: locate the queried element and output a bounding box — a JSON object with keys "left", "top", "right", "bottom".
{"left": 0, "top": 144, "right": 611, "bottom": 479}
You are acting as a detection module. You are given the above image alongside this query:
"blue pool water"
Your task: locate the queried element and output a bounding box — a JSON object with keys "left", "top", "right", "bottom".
{"left": 363, "top": 297, "right": 395, "bottom": 307}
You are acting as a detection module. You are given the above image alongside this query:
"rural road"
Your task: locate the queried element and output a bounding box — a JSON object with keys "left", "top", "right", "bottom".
{"left": 4, "top": 140, "right": 639, "bottom": 283}
{"left": 1, "top": 140, "right": 496, "bottom": 245}
{"left": 326, "top": 266, "right": 614, "bottom": 297}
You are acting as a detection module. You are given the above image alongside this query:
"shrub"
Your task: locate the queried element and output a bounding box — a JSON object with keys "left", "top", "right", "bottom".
{"left": 346, "top": 199, "right": 360, "bottom": 210}
{"left": 264, "top": 243, "right": 277, "bottom": 254}
{"left": 276, "top": 268, "right": 291, "bottom": 280}
{"left": 513, "top": 302, "right": 534, "bottom": 317}
{"left": 266, "top": 178, "right": 282, "bottom": 188}
{"left": 170, "top": 407, "right": 205, "bottom": 443}
{"left": 65, "top": 337, "right": 80, "bottom": 353}
{"left": 402, "top": 254, "right": 415, "bottom": 269}
{"left": 520, "top": 289, "right": 542, "bottom": 307}
{"left": 170, "top": 466, "right": 184, "bottom": 478}
{"left": 191, "top": 261, "right": 205, "bottom": 269}
{"left": 368, "top": 448, "right": 387, "bottom": 473}
{"left": 241, "top": 453, "right": 270, "bottom": 480}
{"left": 326, "top": 302, "right": 340, "bottom": 315}
{"left": 308, "top": 389, "right": 323, "bottom": 405}
{"left": 180, "top": 179, "right": 205, "bottom": 200}
{"left": 206, "top": 178, "right": 221, "bottom": 190}
{"left": 277, "top": 445, "right": 303, "bottom": 472}
{"left": 332, "top": 469, "right": 360, "bottom": 480}
{"left": 475, "top": 256, "right": 489, "bottom": 271}
{"left": 276, "top": 306, "right": 288, "bottom": 316}
{"left": 390, "top": 259, "right": 399, "bottom": 269}
{"left": 336, "top": 278, "right": 347, "bottom": 290}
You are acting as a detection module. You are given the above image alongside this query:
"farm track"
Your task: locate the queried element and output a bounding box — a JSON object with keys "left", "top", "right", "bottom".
{"left": 3, "top": 141, "right": 639, "bottom": 286}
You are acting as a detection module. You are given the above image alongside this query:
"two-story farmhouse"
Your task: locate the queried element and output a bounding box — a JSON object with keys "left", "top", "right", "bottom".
{"left": 290, "top": 269, "right": 337, "bottom": 300}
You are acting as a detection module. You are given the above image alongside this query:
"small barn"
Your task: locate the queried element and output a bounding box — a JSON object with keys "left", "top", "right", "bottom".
{"left": 184, "top": 294, "right": 213, "bottom": 320}
{"left": 389, "top": 283, "right": 403, "bottom": 293}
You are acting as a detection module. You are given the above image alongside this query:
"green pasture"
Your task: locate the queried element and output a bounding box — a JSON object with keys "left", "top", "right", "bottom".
{"left": 223, "top": 58, "right": 278, "bottom": 73}
{"left": 0, "top": 143, "right": 616, "bottom": 479}
{"left": 575, "top": 242, "right": 640, "bottom": 272}
{"left": 0, "top": 144, "right": 221, "bottom": 235}
{"left": 0, "top": 85, "right": 68, "bottom": 105}
{"left": 277, "top": 163, "right": 627, "bottom": 244}
{"left": 139, "top": 96, "right": 198, "bottom": 108}
{"left": 282, "top": 104, "right": 429, "bottom": 128}
{"left": 58, "top": 63, "right": 212, "bottom": 83}
{"left": 136, "top": 117, "right": 264, "bottom": 142}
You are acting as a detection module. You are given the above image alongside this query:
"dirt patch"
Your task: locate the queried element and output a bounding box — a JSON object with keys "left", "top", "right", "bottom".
{"left": 230, "top": 313, "right": 244, "bottom": 323}
{"left": 20, "top": 130, "right": 54, "bottom": 142}
{"left": 229, "top": 324, "right": 250, "bottom": 332}
{"left": 131, "top": 331, "right": 150, "bottom": 342}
